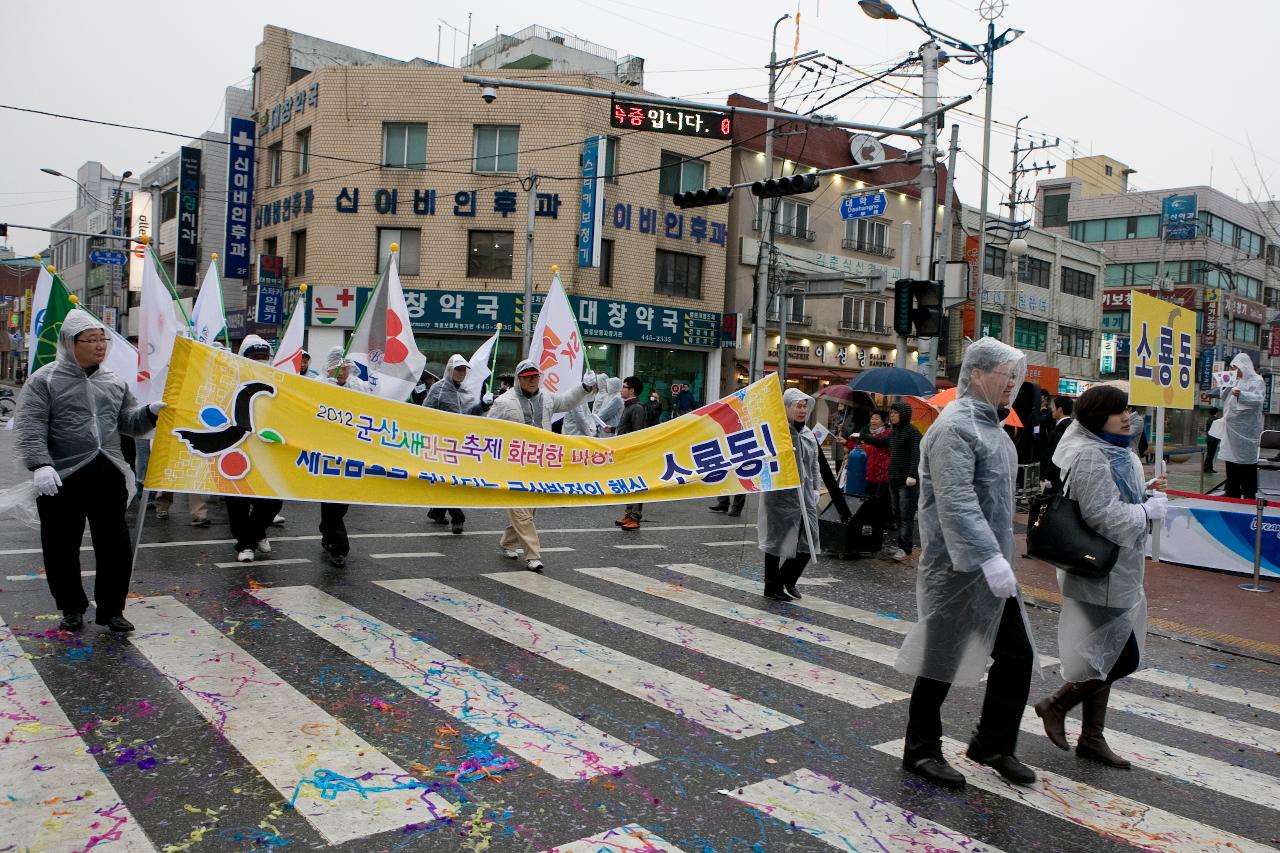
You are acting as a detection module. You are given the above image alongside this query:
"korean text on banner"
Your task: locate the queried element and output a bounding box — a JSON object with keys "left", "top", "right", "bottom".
{"left": 1128, "top": 289, "right": 1197, "bottom": 410}
{"left": 147, "top": 337, "right": 800, "bottom": 508}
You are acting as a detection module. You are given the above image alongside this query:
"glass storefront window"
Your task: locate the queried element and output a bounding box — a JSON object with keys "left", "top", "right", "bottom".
{"left": 582, "top": 342, "right": 620, "bottom": 380}
{"left": 633, "top": 346, "right": 707, "bottom": 423}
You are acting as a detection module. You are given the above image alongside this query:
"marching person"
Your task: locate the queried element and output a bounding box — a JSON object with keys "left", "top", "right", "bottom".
{"left": 15, "top": 309, "right": 163, "bottom": 633}
{"left": 709, "top": 494, "right": 746, "bottom": 517}
{"left": 316, "top": 346, "right": 375, "bottom": 565}
{"left": 225, "top": 335, "right": 285, "bottom": 563}
{"left": 613, "top": 377, "right": 649, "bottom": 531}
{"left": 488, "top": 358, "right": 595, "bottom": 572}
{"left": 1219, "top": 353, "right": 1265, "bottom": 499}
{"left": 1034, "top": 384, "right": 1167, "bottom": 769}
{"left": 593, "top": 376, "right": 625, "bottom": 434}
{"left": 422, "top": 353, "right": 492, "bottom": 535}
{"left": 896, "top": 337, "right": 1039, "bottom": 790}
{"left": 563, "top": 373, "right": 607, "bottom": 438}
{"left": 757, "top": 388, "right": 821, "bottom": 602}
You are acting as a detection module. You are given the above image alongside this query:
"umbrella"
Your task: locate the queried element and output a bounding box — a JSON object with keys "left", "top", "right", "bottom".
{"left": 815, "top": 384, "right": 856, "bottom": 404}
{"left": 926, "top": 387, "right": 1024, "bottom": 428}
{"left": 848, "top": 366, "right": 935, "bottom": 397}
{"left": 903, "top": 394, "right": 941, "bottom": 432}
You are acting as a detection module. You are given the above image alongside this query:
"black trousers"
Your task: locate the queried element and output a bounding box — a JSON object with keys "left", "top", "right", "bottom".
{"left": 427, "top": 507, "right": 466, "bottom": 524}
{"left": 905, "top": 597, "right": 1034, "bottom": 760}
{"left": 764, "top": 551, "right": 810, "bottom": 586}
{"left": 1203, "top": 437, "right": 1220, "bottom": 472}
{"left": 714, "top": 495, "right": 746, "bottom": 510}
{"left": 36, "top": 454, "right": 132, "bottom": 619}
{"left": 225, "top": 496, "right": 283, "bottom": 552}
{"left": 319, "top": 503, "right": 350, "bottom": 557}
{"left": 1224, "top": 461, "right": 1258, "bottom": 500}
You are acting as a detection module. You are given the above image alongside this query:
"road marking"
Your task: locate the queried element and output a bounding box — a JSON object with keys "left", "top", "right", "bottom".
{"left": 391, "top": 577, "right": 799, "bottom": 739}
{"left": 211, "top": 557, "right": 311, "bottom": 568}
{"left": 6, "top": 570, "right": 96, "bottom": 582}
{"left": 699, "top": 540, "right": 757, "bottom": 547}
{"left": 1129, "top": 668, "right": 1280, "bottom": 717}
{"left": 1107, "top": 688, "right": 1279, "bottom": 753}
{"left": 125, "top": 596, "right": 454, "bottom": 844}
{"left": 1018, "top": 708, "right": 1280, "bottom": 813}
{"left": 491, "top": 571, "right": 904, "bottom": 708}
{"left": 579, "top": 566, "right": 901, "bottom": 666}
{"left": 0, "top": 618, "right": 157, "bottom": 852}
{"left": 612, "top": 544, "right": 667, "bottom": 550}
{"left": 539, "top": 547, "right": 576, "bottom": 553}
{"left": 262, "top": 584, "right": 653, "bottom": 779}
{"left": 369, "top": 552, "right": 444, "bottom": 559}
{"left": 724, "top": 767, "right": 1004, "bottom": 852}
{"left": 873, "top": 738, "right": 1273, "bottom": 853}
{"left": 540, "top": 824, "right": 687, "bottom": 852}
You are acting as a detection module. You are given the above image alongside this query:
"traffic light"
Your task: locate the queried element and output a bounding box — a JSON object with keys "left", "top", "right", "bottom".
{"left": 750, "top": 173, "right": 820, "bottom": 198}
{"left": 673, "top": 186, "right": 734, "bottom": 208}
{"left": 893, "top": 279, "right": 944, "bottom": 337}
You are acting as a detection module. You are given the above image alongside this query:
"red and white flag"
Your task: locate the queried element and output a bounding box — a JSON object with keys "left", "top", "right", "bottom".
{"left": 137, "top": 248, "right": 187, "bottom": 403}
{"left": 527, "top": 270, "right": 584, "bottom": 394}
{"left": 347, "top": 252, "right": 425, "bottom": 400}
{"left": 272, "top": 295, "right": 307, "bottom": 374}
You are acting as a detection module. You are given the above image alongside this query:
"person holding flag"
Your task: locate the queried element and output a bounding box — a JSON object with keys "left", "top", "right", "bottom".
{"left": 422, "top": 353, "right": 494, "bottom": 534}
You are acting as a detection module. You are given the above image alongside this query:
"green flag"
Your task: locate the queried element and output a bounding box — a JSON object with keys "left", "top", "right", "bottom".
{"left": 32, "top": 274, "right": 76, "bottom": 370}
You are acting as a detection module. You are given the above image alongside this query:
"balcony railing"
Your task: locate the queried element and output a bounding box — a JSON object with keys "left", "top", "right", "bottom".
{"left": 839, "top": 320, "right": 887, "bottom": 334}
{"left": 767, "top": 312, "right": 812, "bottom": 326}
{"left": 841, "top": 238, "right": 895, "bottom": 258}
{"left": 753, "top": 217, "right": 816, "bottom": 242}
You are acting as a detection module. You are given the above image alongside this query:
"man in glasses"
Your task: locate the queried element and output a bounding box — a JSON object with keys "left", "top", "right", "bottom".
{"left": 14, "top": 310, "right": 163, "bottom": 633}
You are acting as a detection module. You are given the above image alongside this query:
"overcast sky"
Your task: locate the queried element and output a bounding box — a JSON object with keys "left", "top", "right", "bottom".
{"left": 4, "top": 0, "right": 1279, "bottom": 256}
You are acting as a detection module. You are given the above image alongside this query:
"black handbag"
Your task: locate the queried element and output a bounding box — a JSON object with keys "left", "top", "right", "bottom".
{"left": 1026, "top": 474, "right": 1120, "bottom": 579}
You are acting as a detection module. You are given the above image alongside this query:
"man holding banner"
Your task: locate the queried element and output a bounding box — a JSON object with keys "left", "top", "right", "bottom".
{"left": 423, "top": 354, "right": 493, "bottom": 535}
{"left": 488, "top": 358, "right": 596, "bottom": 571}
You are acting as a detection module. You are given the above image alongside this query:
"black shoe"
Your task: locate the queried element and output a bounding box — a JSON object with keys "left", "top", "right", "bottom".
{"left": 965, "top": 742, "right": 1036, "bottom": 786}
{"left": 428, "top": 511, "right": 448, "bottom": 524}
{"left": 784, "top": 584, "right": 802, "bottom": 600}
{"left": 96, "top": 615, "right": 135, "bottom": 633}
{"left": 451, "top": 523, "right": 464, "bottom": 535}
{"left": 763, "top": 587, "right": 794, "bottom": 602}
{"left": 726, "top": 508, "right": 742, "bottom": 518}
{"left": 59, "top": 612, "right": 84, "bottom": 632}
{"left": 903, "top": 755, "right": 966, "bottom": 789}
{"left": 709, "top": 504, "right": 728, "bottom": 513}
{"left": 329, "top": 553, "right": 346, "bottom": 567}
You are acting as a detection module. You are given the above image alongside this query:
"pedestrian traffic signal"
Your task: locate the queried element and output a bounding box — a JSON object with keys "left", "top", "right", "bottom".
{"left": 750, "top": 173, "right": 820, "bottom": 198}
{"left": 673, "top": 186, "right": 734, "bottom": 208}
{"left": 893, "top": 279, "right": 945, "bottom": 337}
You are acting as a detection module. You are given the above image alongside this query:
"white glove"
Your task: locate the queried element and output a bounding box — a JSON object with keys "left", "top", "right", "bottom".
{"left": 1142, "top": 493, "right": 1169, "bottom": 521}
{"left": 906, "top": 476, "right": 917, "bottom": 487}
{"left": 481, "top": 393, "right": 494, "bottom": 407}
{"left": 581, "top": 373, "right": 597, "bottom": 390}
{"left": 33, "top": 466, "right": 62, "bottom": 497}
{"left": 148, "top": 401, "right": 166, "bottom": 416}
{"left": 1041, "top": 480, "right": 1052, "bottom": 491}
{"left": 980, "top": 554, "right": 1018, "bottom": 598}
{"left": 810, "top": 489, "right": 821, "bottom": 505}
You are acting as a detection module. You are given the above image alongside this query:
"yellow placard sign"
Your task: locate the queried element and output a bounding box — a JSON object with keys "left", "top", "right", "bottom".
{"left": 147, "top": 337, "right": 801, "bottom": 507}
{"left": 1128, "top": 289, "right": 1197, "bottom": 410}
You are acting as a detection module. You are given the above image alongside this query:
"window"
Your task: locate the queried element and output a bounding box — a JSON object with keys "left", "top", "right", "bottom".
{"left": 1101, "top": 311, "right": 1130, "bottom": 332}
{"left": 841, "top": 298, "right": 885, "bottom": 332}
{"left": 263, "top": 236, "right": 277, "bottom": 259}
{"left": 466, "top": 230, "right": 513, "bottom": 278}
{"left": 844, "top": 218, "right": 890, "bottom": 255}
{"left": 376, "top": 228, "right": 421, "bottom": 276}
{"left": 1058, "top": 325, "right": 1092, "bottom": 359}
{"left": 1104, "top": 164, "right": 1114, "bottom": 176}
{"left": 984, "top": 244, "right": 1006, "bottom": 276}
{"left": 599, "top": 239, "right": 614, "bottom": 288}
{"left": 1069, "top": 215, "right": 1158, "bottom": 242}
{"left": 160, "top": 187, "right": 178, "bottom": 222}
{"left": 1061, "top": 266, "right": 1096, "bottom": 298}
{"left": 296, "top": 128, "right": 311, "bottom": 175}
{"left": 1042, "top": 193, "right": 1069, "bottom": 227}
{"left": 980, "top": 311, "right": 1003, "bottom": 339}
{"left": 658, "top": 151, "right": 707, "bottom": 196}
{"left": 1104, "top": 262, "right": 1157, "bottom": 286}
{"left": 1014, "top": 318, "right": 1048, "bottom": 351}
{"left": 383, "top": 123, "right": 427, "bottom": 169}
{"left": 473, "top": 125, "right": 518, "bottom": 172}
{"left": 1199, "top": 211, "right": 1263, "bottom": 256}
{"left": 769, "top": 292, "right": 806, "bottom": 323}
{"left": 775, "top": 200, "right": 811, "bottom": 240}
{"left": 1018, "top": 256, "right": 1051, "bottom": 288}
{"left": 1234, "top": 319, "right": 1260, "bottom": 345}
{"left": 603, "top": 136, "right": 619, "bottom": 184}
{"left": 292, "top": 229, "right": 306, "bottom": 277}
{"left": 654, "top": 249, "right": 703, "bottom": 299}
{"left": 268, "top": 143, "right": 283, "bottom": 187}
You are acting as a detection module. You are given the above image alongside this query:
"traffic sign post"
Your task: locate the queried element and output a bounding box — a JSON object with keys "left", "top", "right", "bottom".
{"left": 840, "top": 192, "right": 888, "bottom": 220}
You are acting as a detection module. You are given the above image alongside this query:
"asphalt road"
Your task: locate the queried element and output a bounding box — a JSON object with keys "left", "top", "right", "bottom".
{"left": 1, "top": 429, "right": 1278, "bottom": 851}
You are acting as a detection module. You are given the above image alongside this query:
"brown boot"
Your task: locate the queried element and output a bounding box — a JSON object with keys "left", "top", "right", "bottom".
{"left": 1033, "top": 680, "right": 1105, "bottom": 751}
{"left": 1076, "top": 685, "right": 1131, "bottom": 769}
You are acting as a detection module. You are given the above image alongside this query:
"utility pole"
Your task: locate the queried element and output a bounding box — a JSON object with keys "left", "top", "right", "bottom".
{"left": 1006, "top": 117, "right": 1058, "bottom": 224}
{"left": 913, "top": 41, "right": 939, "bottom": 379}
{"left": 922, "top": 122, "right": 961, "bottom": 384}
{"left": 522, "top": 170, "right": 538, "bottom": 355}
{"left": 897, "top": 220, "right": 912, "bottom": 368}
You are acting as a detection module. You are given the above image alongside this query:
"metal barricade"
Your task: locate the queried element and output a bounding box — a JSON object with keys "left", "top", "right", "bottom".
{"left": 1017, "top": 462, "right": 1040, "bottom": 510}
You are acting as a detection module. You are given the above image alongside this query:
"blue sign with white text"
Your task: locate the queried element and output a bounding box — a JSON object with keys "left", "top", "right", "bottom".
{"left": 223, "top": 117, "right": 256, "bottom": 279}
{"left": 840, "top": 192, "right": 888, "bottom": 220}
{"left": 578, "top": 136, "right": 604, "bottom": 268}
{"left": 1162, "top": 193, "right": 1198, "bottom": 241}
{"left": 255, "top": 284, "right": 283, "bottom": 325}
{"left": 89, "top": 249, "right": 127, "bottom": 266}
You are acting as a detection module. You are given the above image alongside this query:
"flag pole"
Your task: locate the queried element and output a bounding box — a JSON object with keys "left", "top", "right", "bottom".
{"left": 141, "top": 236, "right": 193, "bottom": 326}
{"left": 487, "top": 323, "right": 503, "bottom": 396}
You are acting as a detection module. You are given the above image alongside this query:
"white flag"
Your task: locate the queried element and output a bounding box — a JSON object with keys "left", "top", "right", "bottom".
{"left": 104, "top": 328, "right": 138, "bottom": 385}
{"left": 189, "top": 263, "right": 226, "bottom": 345}
{"left": 137, "top": 248, "right": 187, "bottom": 403}
{"left": 346, "top": 252, "right": 425, "bottom": 400}
{"left": 27, "top": 265, "right": 53, "bottom": 373}
{"left": 272, "top": 298, "right": 307, "bottom": 374}
{"left": 527, "top": 272, "right": 585, "bottom": 395}
{"left": 462, "top": 331, "right": 499, "bottom": 402}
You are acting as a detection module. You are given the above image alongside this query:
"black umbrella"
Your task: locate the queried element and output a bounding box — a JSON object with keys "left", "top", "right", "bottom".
{"left": 848, "top": 366, "right": 935, "bottom": 397}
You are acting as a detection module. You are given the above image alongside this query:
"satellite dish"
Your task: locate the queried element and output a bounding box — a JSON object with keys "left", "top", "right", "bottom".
{"left": 849, "top": 134, "right": 885, "bottom": 166}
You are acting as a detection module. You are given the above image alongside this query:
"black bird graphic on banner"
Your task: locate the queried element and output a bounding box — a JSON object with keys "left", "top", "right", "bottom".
{"left": 174, "top": 381, "right": 276, "bottom": 455}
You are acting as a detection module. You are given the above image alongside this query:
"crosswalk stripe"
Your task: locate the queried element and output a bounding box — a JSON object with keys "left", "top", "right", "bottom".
{"left": 873, "top": 738, "right": 1273, "bottom": 853}
{"left": 723, "top": 767, "right": 1004, "bottom": 852}
{"left": 124, "top": 596, "right": 455, "bottom": 844}
{"left": 1017, "top": 708, "right": 1280, "bottom": 813}
{"left": 6, "top": 570, "right": 96, "bottom": 582}
{"left": 699, "top": 541, "right": 757, "bottom": 547}
{"left": 384, "top": 577, "right": 800, "bottom": 739}
{"left": 1107, "top": 689, "right": 1279, "bottom": 754}
{"left": 369, "top": 552, "right": 444, "bottom": 559}
{"left": 491, "top": 571, "right": 905, "bottom": 708}
{"left": 577, "top": 566, "right": 901, "bottom": 666}
{"left": 264, "top": 584, "right": 654, "bottom": 779}
{"left": 1129, "top": 668, "right": 1280, "bottom": 717}
{"left": 0, "top": 618, "right": 157, "bottom": 853}
{"left": 540, "top": 823, "right": 687, "bottom": 852}
{"left": 211, "top": 557, "right": 311, "bottom": 568}
{"left": 612, "top": 544, "right": 667, "bottom": 550}
{"left": 540, "top": 547, "right": 576, "bottom": 552}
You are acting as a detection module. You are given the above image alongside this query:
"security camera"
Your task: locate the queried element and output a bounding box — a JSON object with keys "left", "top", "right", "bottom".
{"left": 481, "top": 86, "right": 498, "bottom": 104}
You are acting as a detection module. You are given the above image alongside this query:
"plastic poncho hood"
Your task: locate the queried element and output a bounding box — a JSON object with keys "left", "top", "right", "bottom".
{"left": 323, "top": 345, "right": 350, "bottom": 375}
{"left": 1221, "top": 353, "right": 1265, "bottom": 464}
{"left": 956, "top": 337, "right": 1027, "bottom": 408}
{"left": 57, "top": 309, "right": 108, "bottom": 363}
{"left": 238, "top": 334, "right": 273, "bottom": 359}
{"left": 758, "top": 386, "right": 821, "bottom": 561}
{"left": 445, "top": 354, "right": 468, "bottom": 375}
{"left": 592, "top": 376, "right": 624, "bottom": 431}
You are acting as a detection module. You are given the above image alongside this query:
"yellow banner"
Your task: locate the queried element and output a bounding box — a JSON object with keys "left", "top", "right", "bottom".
{"left": 147, "top": 337, "right": 800, "bottom": 507}
{"left": 1128, "top": 289, "right": 1198, "bottom": 410}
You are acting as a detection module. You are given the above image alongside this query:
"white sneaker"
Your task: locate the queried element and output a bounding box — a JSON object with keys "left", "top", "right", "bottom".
{"left": 272, "top": 514, "right": 285, "bottom": 526}
{"left": 525, "top": 559, "right": 544, "bottom": 573}
{"left": 257, "top": 538, "right": 272, "bottom": 554}
{"left": 237, "top": 549, "right": 255, "bottom": 563}
{"left": 501, "top": 548, "right": 520, "bottom": 559}
{"left": 889, "top": 547, "right": 907, "bottom": 561}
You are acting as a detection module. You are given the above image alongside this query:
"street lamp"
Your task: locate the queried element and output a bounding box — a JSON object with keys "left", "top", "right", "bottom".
{"left": 858, "top": 0, "right": 1023, "bottom": 341}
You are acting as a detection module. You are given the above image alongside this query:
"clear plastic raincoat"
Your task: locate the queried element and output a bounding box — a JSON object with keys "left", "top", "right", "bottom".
{"left": 422, "top": 354, "right": 481, "bottom": 414}
{"left": 1219, "top": 353, "right": 1265, "bottom": 464}
{"left": 1051, "top": 419, "right": 1149, "bottom": 682}
{"left": 895, "top": 338, "right": 1041, "bottom": 685}
{"left": 592, "top": 377, "right": 625, "bottom": 432}
{"left": 758, "top": 388, "right": 821, "bottom": 559}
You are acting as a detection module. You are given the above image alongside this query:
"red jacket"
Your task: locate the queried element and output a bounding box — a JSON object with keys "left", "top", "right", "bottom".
{"left": 855, "top": 428, "right": 891, "bottom": 484}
